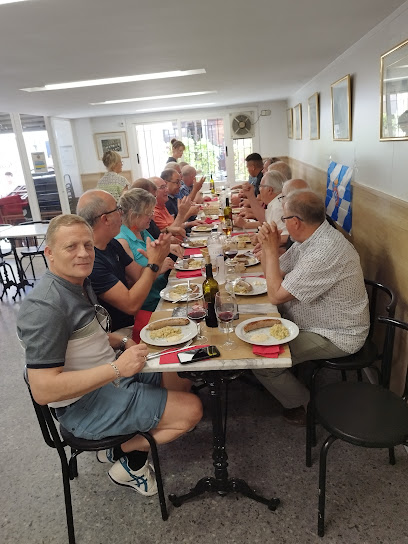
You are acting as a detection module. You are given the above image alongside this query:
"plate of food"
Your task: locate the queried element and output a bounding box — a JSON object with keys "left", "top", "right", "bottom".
{"left": 231, "top": 254, "right": 260, "bottom": 268}
{"left": 226, "top": 277, "right": 267, "bottom": 296}
{"left": 174, "top": 257, "right": 204, "bottom": 271}
{"left": 235, "top": 317, "right": 299, "bottom": 346}
{"left": 160, "top": 283, "right": 202, "bottom": 302}
{"left": 140, "top": 317, "right": 198, "bottom": 347}
{"left": 232, "top": 208, "right": 242, "bottom": 214}
{"left": 234, "top": 234, "right": 251, "bottom": 243}
{"left": 182, "top": 239, "right": 208, "bottom": 248}
{"left": 191, "top": 225, "right": 213, "bottom": 233}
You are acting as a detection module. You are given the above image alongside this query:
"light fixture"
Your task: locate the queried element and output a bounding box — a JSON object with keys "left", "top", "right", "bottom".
{"left": 90, "top": 90, "right": 216, "bottom": 105}
{"left": 0, "top": 0, "right": 29, "bottom": 4}
{"left": 21, "top": 69, "right": 206, "bottom": 92}
{"left": 134, "top": 103, "right": 216, "bottom": 113}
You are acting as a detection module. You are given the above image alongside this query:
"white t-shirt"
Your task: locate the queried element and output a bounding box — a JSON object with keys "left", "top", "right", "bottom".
{"left": 265, "top": 195, "right": 288, "bottom": 235}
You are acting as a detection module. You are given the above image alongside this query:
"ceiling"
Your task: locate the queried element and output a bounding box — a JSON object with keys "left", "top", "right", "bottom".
{"left": 0, "top": 0, "right": 405, "bottom": 119}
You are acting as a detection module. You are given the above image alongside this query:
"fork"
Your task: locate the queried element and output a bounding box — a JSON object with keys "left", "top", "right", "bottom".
{"left": 145, "top": 339, "right": 193, "bottom": 360}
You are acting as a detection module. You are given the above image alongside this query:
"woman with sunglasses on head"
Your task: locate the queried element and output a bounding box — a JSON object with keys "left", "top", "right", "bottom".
{"left": 116, "top": 188, "right": 174, "bottom": 311}
{"left": 97, "top": 150, "right": 130, "bottom": 200}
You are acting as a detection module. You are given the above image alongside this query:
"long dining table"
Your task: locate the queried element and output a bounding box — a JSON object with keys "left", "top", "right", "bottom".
{"left": 140, "top": 223, "right": 293, "bottom": 511}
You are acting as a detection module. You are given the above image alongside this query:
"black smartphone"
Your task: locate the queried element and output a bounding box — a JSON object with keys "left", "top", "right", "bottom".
{"left": 178, "top": 346, "right": 221, "bottom": 364}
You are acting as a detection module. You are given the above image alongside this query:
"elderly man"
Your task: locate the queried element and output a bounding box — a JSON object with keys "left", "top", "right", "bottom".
{"left": 17, "top": 214, "right": 202, "bottom": 496}
{"left": 161, "top": 169, "right": 201, "bottom": 230}
{"left": 179, "top": 165, "right": 205, "bottom": 202}
{"left": 76, "top": 189, "right": 171, "bottom": 335}
{"left": 253, "top": 190, "right": 369, "bottom": 425}
{"left": 234, "top": 171, "right": 288, "bottom": 235}
{"left": 151, "top": 175, "right": 192, "bottom": 232}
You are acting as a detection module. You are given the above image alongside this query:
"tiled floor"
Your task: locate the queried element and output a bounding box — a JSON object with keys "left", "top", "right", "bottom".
{"left": 1, "top": 259, "right": 407, "bottom": 544}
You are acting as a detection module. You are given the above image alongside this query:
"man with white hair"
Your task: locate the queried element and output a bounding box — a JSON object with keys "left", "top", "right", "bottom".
{"left": 179, "top": 165, "right": 205, "bottom": 202}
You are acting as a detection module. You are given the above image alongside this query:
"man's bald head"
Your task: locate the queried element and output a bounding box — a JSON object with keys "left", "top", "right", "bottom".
{"left": 282, "top": 178, "right": 309, "bottom": 197}
{"left": 285, "top": 189, "right": 325, "bottom": 226}
{"left": 76, "top": 189, "right": 116, "bottom": 227}
{"left": 268, "top": 161, "right": 292, "bottom": 181}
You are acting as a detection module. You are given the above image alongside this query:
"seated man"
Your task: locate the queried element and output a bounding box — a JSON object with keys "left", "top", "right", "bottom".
{"left": 151, "top": 175, "right": 194, "bottom": 233}
{"left": 253, "top": 190, "right": 369, "bottom": 425}
{"left": 231, "top": 152, "right": 264, "bottom": 197}
{"left": 161, "top": 169, "right": 201, "bottom": 230}
{"left": 17, "top": 214, "right": 202, "bottom": 496}
{"left": 76, "top": 189, "right": 171, "bottom": 335}
{"left": 179, "top": 165, "right": 205, "bottom": 203}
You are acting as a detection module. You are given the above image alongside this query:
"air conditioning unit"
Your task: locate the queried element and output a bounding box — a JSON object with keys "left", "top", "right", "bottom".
{"left": 230, "top": 112, "right": 254, "bottom": 139}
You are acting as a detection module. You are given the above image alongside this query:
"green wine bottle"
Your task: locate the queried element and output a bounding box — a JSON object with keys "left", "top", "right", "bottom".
{"left": 203, "top": 256, "right": 219, "bottom": 327}
{"left": 210, "top": 173, "right": 216, "bottom": 195}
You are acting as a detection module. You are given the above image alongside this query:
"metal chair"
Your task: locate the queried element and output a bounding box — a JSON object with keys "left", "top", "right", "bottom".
{"left": 0, "top": 224, "right": 18, "bottom": 300}
{"left": 311, "top": 317, "right": 408, "bottom": 537}
{"left": 306, "top": 279, "right": 396, "bottom": 462}
{"left": 24, "top": 371, "right": 168, "bottom": 544}
{"left": 18, "top": 220, "right": 49, "bottom": 279}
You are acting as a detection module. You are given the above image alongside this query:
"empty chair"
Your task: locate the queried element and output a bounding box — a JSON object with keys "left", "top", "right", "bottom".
{"left": 310, "top": 317, "right": 408, "bottom": 537}
{"left": 18, "top": 220, "right": 49, "bottom": 280}
{"left": 0, "top": 224, "right": 18, "bottom": 300}
{"left": 24, "top": 370, "right": 168, "bottom": 544}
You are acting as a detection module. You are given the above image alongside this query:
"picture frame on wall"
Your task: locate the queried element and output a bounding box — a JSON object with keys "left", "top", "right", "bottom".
{"left": 286, "top": 108, "right": 293, "bottom": 138}
{"left": 294, "top": 104, "right": 302, "bottom": 139}
{"left": 380, "top": 38, "right": 408, "bottom": 141}
{"left": 331, "top": 75, "right": 352, "bottom": 141}
{"left": 94, "top": 131, "right": 129, "bottom": 159}
{"left": 308, "top": 92, "right": 320, "bottom": 140}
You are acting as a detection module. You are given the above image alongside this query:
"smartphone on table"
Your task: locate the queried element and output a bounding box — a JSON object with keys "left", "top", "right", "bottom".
{"left": 178, "top": 346, "right": 220, "bottom": 364}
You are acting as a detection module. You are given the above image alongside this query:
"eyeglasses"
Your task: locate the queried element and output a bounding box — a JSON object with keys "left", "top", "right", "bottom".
{"left": 281, "top": 215, "right": 304, "bottom": 222}
{"left": 93, "top": 205, "right": 122, "bottom": 220}
{"left": 143, "top": 210, "right": 154, "bottom": 218}
{"left": 94, "top": 304, "right": 112, "bottom": 333}
{"left": 168, "top": 180, "right": 181, "bottom": 185}
{"left": 157, "top": 185, "right": 167, "bottom": 190}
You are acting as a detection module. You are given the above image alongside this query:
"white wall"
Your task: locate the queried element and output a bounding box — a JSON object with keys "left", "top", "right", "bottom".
{"left": 72, "top": 100, "right": 288, "bottom": 184}
{"left": 287, "top": 2, "right": 408, "bottom": 201}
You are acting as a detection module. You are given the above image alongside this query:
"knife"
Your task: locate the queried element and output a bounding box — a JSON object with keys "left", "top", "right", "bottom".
{"left": 146, "top": 339, "right": 193, "bottom": 360}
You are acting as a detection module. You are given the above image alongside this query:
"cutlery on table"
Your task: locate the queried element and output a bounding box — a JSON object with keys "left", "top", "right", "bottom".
{"left": 146, "top": 339, "right": 193, "bottom": 360}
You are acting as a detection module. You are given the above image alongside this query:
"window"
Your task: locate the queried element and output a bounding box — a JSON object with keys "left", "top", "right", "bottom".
{"left": 233, "top": 138, "right": 253, "bottom": 181}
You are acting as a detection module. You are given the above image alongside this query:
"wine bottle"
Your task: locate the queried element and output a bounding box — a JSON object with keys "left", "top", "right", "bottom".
{"left": 202, "top": 256, "right": 219, "bottom": 327}
{"left": 210, "top": 173, "right": 216, "bottom": 195}
{"left": 223, "top": 197, "right": 233, "bottom": 235}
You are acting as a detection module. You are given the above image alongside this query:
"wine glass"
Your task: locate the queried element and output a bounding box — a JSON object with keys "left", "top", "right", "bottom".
{"left": 186, "top": 293, "right": 208, "bottom": 342}
{"left": 215, "top": 292, "right": 237, "bottom": 350}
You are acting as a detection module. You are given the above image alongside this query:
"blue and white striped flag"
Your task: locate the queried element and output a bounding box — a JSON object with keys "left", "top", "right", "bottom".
{"left": 325, "top": 161, "right": 353, "bottom": 233}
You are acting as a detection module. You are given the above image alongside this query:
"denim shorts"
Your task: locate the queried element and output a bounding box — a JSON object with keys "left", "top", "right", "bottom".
{"left": 56, "top": 372, "right": 167, "bottom": 440}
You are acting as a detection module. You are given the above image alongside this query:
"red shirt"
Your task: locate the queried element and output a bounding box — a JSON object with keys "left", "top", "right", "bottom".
{"left": 153, "top": 204, "right": 174, "bottom": 230}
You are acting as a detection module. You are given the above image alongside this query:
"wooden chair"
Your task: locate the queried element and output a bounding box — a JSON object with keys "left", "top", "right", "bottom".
{"left": 310, "top": 317, "right": 408, "bottom": 537}
{"left": 24, "top": 371, "right": 168, "bottom": 544}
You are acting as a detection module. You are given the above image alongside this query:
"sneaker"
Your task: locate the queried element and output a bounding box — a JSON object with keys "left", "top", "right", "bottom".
{"left": 96, "top": 448, "right": 115, "bottom": 464}
{"left": 282, "top": 406, "right": 307, "bottom": 426}
{"left": 108, "top": 457, "right": 158, "bottom": 496}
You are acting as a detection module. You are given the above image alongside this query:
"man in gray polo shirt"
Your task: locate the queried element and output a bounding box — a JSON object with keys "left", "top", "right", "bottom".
{"left": 17, "top": 214, "right": 202, "bottom": 496}
{"left": 253, "top": 190, "right": 369, "bottom": 425}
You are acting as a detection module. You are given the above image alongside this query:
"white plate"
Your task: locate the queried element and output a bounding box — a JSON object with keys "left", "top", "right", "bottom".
{"left": 182, "top": 239, "right": 207, "bottom": 248}
{"left": 174, "top": 257, "right": 204, "bottom": 271}
{"left": 231, "top": 255, "right": 260, "bottom": 267}
{"left": 233, "top": 234, "right": 251, "bottom": 243}
{"left": 160, "top": 283, "right": 202, "bottom": 302}
{"left": 235, "top": 317, "right": 299, "bottom": 346}
{"left": 226, "top": 277, "right": 267, "bottom": 296}
{"left": 191, "top": 225, "right": 212, "bottom": 233}
{"left": 140, "top": 318, "right": 198, "bottom": 347}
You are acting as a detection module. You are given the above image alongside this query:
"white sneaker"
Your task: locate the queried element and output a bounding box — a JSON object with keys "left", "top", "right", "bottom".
{"left": 108, "top": 457, "right": 158, "bottom": 496}
{"left": 96, "top": 448, "right": 115, "bottom": 464}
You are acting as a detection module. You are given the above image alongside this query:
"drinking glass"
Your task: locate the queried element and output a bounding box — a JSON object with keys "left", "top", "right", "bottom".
{"left": 186, "top": 294, "right": 208, "bottom": 342}
{"left": 215, "top": 292, "right": 237, "bottom": 350}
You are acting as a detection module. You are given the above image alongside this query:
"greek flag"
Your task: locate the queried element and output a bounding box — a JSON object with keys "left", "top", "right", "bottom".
{"left": 325, "top": 161, "right": 353, "bottom": 233}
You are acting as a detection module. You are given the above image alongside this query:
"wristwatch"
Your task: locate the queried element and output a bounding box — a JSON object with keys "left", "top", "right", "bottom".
{"left": 119, "top": 337, "right": 128, "bottom": 351}
{"left": 146, "top": 263, "right": 159, "bottom": 272}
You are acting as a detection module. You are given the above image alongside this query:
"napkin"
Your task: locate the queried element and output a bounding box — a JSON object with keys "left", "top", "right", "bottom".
{"left": 252, "top": 345, "right": 285, "bottom": 358}
{"left": 204, "top": 217, "right": 218, "bottom": 224}
{"left": 160, "top": 344, "right": 210, "bottom": 365}
{"left": 176, "top": 270, "right": 202, "bottom": 278}
{"left": 183, "top": 248, "right": 202, "bottom": 256}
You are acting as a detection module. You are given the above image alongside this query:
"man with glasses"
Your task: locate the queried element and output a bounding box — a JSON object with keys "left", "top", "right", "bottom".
{"left": 161, "top": 169, "right": 203, "bottom": 232}
{"left": 253, "top": 189, "right": 369, "bottom": 426}
{"left": 18, "top": 214, "right": 202, "bottom": 497}
{"left": 77, "top": 189, "right": 171, "bottom": 336}
{"left": 152, "top": 174, "right": 196, "bottom": 232}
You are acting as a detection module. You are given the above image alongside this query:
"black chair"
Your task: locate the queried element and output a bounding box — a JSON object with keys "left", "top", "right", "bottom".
{"left": 18, "top": 220, "right": 49, "bottom": 280}
{"left": 0, "top": 224, "right": 18, "bottom": 300}
{"left": 310, "top": 317, "right": 408, "bottom": 537}
{"left": 24, "top": 371, "right": 168, "bottom": 544}
{"left": 306, "top": 279, "right": 396, "bottom": 460}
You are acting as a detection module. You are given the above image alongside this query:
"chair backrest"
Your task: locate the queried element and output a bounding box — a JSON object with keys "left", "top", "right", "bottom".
{"left": 378, "top": 317, "right": 408, "bottom": 389}
{"left": 365, "top": 279, "right": 397, "bottom": 340}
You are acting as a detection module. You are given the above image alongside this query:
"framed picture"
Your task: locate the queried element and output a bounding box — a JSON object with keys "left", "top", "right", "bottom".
{"left": 380, "top": 38, "right": 408, "bottom": 141}
{"left": 286, "top": 108, "right": 293, "bottom": 138}
{"left": 294, "top": 104, "right": 302, "bottom": 140}
{"left": 331, "top": 75, "right": 352, "bottom": 141}
{"left": 308, "top": 92, "right": 320, "bottom": 140}
{"left": 94, "top": 131, "right": 129, "bottom": 159}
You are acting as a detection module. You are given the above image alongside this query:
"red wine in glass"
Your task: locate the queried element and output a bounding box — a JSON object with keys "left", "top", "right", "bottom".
{"left": 225, "top": 250, "right": 238, "bottom": 259}
{"left": 187, "top": 309, "right": 207, "bottom": 322}
{"left": 217, "top": 310, "right": 234, "bottom": 322}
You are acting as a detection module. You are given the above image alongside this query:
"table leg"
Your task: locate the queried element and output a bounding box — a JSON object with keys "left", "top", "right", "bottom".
{"left": 168, "top": 371, "right": 280, "bottom": 511}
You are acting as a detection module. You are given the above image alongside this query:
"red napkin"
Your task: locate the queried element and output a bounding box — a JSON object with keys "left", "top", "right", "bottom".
{"left": 160, "top": 344, "right": 210, "bottom": 365}
{"left": 176, "top": 270, "right": 202, "bottom": 278}
{"left": 183, "top": 248, "right": 202, "bottom": 256}
{"left": 204, "top": 217, "right": 218, "bottom": 224}
{"left": 132, "top": 310, "right": 153, "bottom": 343}
{"left": 210, "top": 197, "right": 218, "bottom": 202}
{"left": 252, "top": 345, "right": 285, "bottom": 358}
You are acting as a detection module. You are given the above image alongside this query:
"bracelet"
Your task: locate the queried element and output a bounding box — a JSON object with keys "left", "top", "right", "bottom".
{"left": 109, "top": 361, "right": 121, "bottom": 388}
